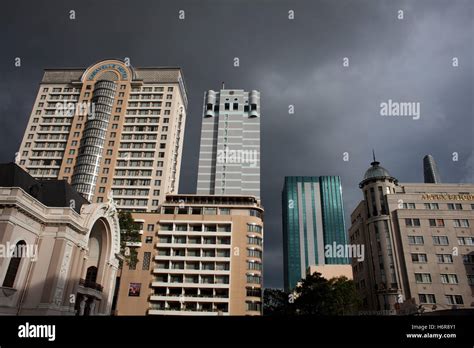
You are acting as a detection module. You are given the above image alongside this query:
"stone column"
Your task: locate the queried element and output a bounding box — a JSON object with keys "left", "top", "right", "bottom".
{"left": 79, "top": 296, "right": 87, "bottom": 316}
{"left": 89, "top": 298, "right": 96, "bottom": 316}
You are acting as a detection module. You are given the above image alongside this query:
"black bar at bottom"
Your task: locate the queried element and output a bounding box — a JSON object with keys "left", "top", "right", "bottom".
{"left": 0, "top": 315, "right": 472, "bottom": 346}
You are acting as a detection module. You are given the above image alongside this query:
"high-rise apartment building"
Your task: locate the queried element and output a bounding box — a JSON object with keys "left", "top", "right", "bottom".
{"left": 196, "top": 88, "right": 261, "bottom": 200}
{"left": 282, "top": 176, "right": 350, "bottom": 291}
{"left": 16, "top": 59, "right": 187, "bottom": 211}
{"left": 116, "top": 194, "right": 263, "bottom": 315}
{"left": 349, "top": 158, "right": 474, "bottom": 313}
{"left": 113, "top": 84, "right": 264, "bottom": 315}
{"left": 423, "top": 154, "right": 442, "bottom": 184}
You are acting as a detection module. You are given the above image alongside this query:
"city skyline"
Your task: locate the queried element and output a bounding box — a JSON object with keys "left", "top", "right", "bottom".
{"left": 0, "top": 0, "right": 472, "bottom": 289}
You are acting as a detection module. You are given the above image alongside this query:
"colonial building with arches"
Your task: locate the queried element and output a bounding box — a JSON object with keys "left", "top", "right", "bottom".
{"left": 0, "top": 163, "right": 121, "bottom": 315}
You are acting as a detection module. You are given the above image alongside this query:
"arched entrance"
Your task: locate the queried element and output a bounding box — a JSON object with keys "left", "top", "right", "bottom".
{"left": 76, "top": 218, "right": 113, "bottom": 316}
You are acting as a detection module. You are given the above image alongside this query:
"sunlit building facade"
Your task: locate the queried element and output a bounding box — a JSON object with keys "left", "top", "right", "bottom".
{"left": 16, "top": 59, "right": 187, "bottom": 211}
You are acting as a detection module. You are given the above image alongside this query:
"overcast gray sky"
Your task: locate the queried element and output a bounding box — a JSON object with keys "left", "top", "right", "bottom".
{"left": 0, "top": 0, "right": 472, "bottom": 288}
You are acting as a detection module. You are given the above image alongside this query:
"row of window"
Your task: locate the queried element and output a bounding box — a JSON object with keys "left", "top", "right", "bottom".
{"left": 116, "top": 199, "right": 149, "bottom": 207}
{"left": 120, "top": 142, "right": 160, "bottom": 149}
{"left": 411, "top": 253, "right": 474, "bottom": 264}
{"left": 27, "top": 168, "right": 59, "bottom": 176}
{"left": 404, "top": 202, "right": 473, "bottom": 210}
{"left": 121, "top": 134, "right": 162, "bottom": 141}
{"left": 151, "top": 288, "right": 229, "bottom": 299}
{"left": 27, "top": 159, "right": 61, "bottom": 166}
{"left": 247, "top": 224, "right": 263, "bottom": 233}
{"left": 111, "top": 188, "right": 150, "bottom": 196}
{"left": 247, "top": 261, "right": 263, "bottom": 270}
{"left": 247, "top": 274, "right": 262, "bottom": 284}
{"left": 419, "top": 294, "right": 464, "bottom": 305}
{"left": 408, "top": 235, "right": 474, "bottom": 246}
{"left": 129, "top": 93, "right": 173, "bottom": 100}
{"left": 35, "top": 134, "right": 67, "bottom": 140}
{"left": 116, "top": 160, "right": 157, "bottom": 167}
{"left": 155, "top": 261, "right": 230, "bottom": 271}
{"left": 112, "top": 179, "right": 153, "bottom": 186}
{"left": 114, "top": 169, "right": 155, "bottom": 177}
{"left": 131, "top": 87, "right": 173, "bottom": 93}
{"left": 157, "top": 236, "right": 231, "bottom": 245}
{"left": 128, "top": 100, "right": 173, "bottom": 107}
{"left": 246, "top": 301, "right": 262, "bottom": 312}
{"left": 42, "top": 87, "right": 81, "bottom": 93}
{"left": 149, "top": 302, "right": 228, "bottom": 312}
{"left": 405, "top": 218, "right": 470, "bottom": 228}
{"left": 206, "top": 103, "right": 258, "bottom": 112}
{"left": 414, "top": 272, "right": 472, "bottom": 285}
{"left": 43, "top": 94, "right": 78, "bottom": 101}
{"left": 126, "top": 109, "right": 167, "bottom": 116}
{"left": 123, "top": 125, "right": 160, "bottom": 132}
{"left": 38, "top": 125, "right": 70, "bottom": 132}
{"left": 29, "top": 142, "right": 66, "bottom": 150}
{"left": 130, "top": 95, "right": 165, "bottom": 101}
{"left": 247, "top": 236, "right": 263, "bottom": 246}
{"left": 154, "top": 274, "right": 230, "bottom": 285}
{"left": 125, "top": 117, "right": 160, "bottom": 123}
{"left": 160, "top": 206, "right": 262, "bottom": 218}
{"left": 33, "top": 117, "right": 73, "bottom": 124}
{"left": 30, "top": 150, "right": 63, "bottom": 157}
{"left": 118, "top": 152, "right": 158, "bottom": 159}
{"left": 157, "top": 248, "right": 231, "bottom": 258}
{"left": 247, "top": 248, "right": 263, "bottom": 258}
{"left": 159, "top": 223, "right": 231, "bottom": 233}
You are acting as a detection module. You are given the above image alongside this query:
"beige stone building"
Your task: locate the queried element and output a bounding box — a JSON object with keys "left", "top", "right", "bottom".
{"left": 307, "top": 265, "right": 353, "bottom": 280}
{"left": 16, "top": 59, "right": 187, "bottom": 210}
{"left": 0, "top": 163, "right": 121, "bottom": 315}
{"left": 116, "top": 194, "right": 263, "bottom": 316}
{"left": 349, "top": 159, "right": 474, "bottom": 314}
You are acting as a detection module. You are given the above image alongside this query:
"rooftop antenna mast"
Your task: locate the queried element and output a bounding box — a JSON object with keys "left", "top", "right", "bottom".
{"left": 371, "top": 149, "right": 379, "bottom": 165}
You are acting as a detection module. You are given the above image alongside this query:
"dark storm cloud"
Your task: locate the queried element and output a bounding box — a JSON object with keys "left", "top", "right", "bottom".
{"left": 0, "top": 0, "right": 472, "bottom": 288}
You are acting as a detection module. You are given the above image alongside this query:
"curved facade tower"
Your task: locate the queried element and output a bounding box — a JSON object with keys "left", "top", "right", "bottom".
{"left": 350, "top": 157, "right": 474, "bottom": 314}
{"left": 71, "top": 80, "right": 117, "bottom": 200}
{"left": 358, "top": 159, "right": 402, "bottom": 310}
{"left": 17, "top": 59, "right": 188, "bottom": 210}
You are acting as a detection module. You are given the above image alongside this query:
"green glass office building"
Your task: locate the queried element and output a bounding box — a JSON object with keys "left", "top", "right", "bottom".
{"left": 282, "top": 176, "right": 348, "bottom": 291}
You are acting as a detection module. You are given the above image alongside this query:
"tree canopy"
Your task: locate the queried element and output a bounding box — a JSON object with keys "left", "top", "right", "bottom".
{"left": 263, "top": 272, "right": 361, "bottom": 316}
{"left": 118, "top": 211, "right": 141, "bottom": 269}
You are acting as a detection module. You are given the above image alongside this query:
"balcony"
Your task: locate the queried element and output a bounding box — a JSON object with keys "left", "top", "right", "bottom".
{"left": 148, "top": 308, "right": 226, "bottom": 316}
{"left": 125, "top": 241, "right": 142, "bottom": 247}
{"left": 79, "top": 279, "right": 103, "bottom": 292}
{"left": 77, "top": 279, "right": 104, "bottom": 300}
{"left": 149, "top": 295, "right": 228, "bottom": 302}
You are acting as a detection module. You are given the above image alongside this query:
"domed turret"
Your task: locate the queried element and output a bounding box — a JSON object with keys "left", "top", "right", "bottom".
{"left": 363, "top": 161, "right": 392, "bottom": 180}
{"left": 359, "top": 152, "right": 398, "bottom": 189}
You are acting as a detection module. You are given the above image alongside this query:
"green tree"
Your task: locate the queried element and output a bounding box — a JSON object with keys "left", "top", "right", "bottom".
{"left": 293, "top": 272, "right": 333, "bottom": 315}
{"left": 263, "top": 273, "right": 362, "bottom": 316}
{"left": 118, "top": 211, "right": 141, "bottom": 268}
{"left": 263, "top": 288, "right": 292, "bottom": 316}
{"left": 293, "top": 272, "right": 361, "bottom": 315}
{"left": 327, "top": 276, "right": 361, "bottom": 315}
